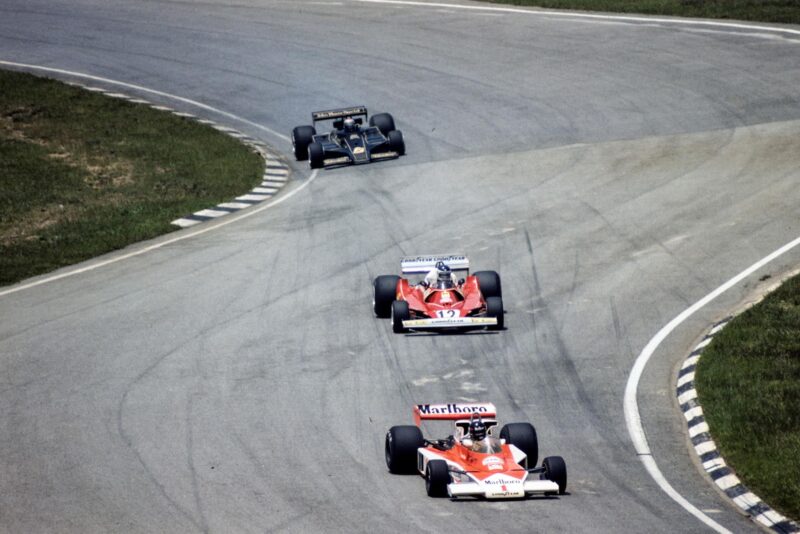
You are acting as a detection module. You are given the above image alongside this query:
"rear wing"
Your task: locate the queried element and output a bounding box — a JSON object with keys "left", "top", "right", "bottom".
{"left": 413, "top": 403, "right": 497, "bottom": 425}
{"left": 312, "top": 106, "right": 368, "bottom": 123}
{"left": 401, "top": 254, "right": 469, "bottom": 275}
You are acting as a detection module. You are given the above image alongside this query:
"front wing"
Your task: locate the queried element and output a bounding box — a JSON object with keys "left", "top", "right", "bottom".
{"left": 402, "top": 317, "right": 497, "bottom": 330}
{"left": 448, "top": 479, "right": 559, "bottom": 499}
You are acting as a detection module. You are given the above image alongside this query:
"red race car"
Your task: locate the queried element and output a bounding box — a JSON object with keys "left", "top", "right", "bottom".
{"left": 385, "top": 402, "right": 567, "bottom": 499}
{"left": 372, "top": 254, "right": 503, "bottom": 333}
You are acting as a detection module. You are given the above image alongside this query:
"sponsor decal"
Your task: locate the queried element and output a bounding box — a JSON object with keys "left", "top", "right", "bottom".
{"left": 353, "top": 146, "right": 366, "bottom": 154}
{"left": 482, "top": 456, "right": 504, "bottom": 470}
{"left": 350, "top": 134, "right": 360, "bottom": 140}
{"left": 312, "top": 107, "right": 367, "bottom": 120}
{"left": 417, "top": 404, "right": 489, "bottom": 415}
{"left": 403, "top": 255, "right": 467, "bottom": 264}
{"left": 371, "top": 151, "right": 398, "bottom": 159}
{"left": 484, "top": 478, "right": 519, "bottom": 485}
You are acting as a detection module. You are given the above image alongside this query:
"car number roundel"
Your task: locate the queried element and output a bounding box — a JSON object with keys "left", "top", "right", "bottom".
{"left": 435, "top": 310, "right": 460, "bottom": 318}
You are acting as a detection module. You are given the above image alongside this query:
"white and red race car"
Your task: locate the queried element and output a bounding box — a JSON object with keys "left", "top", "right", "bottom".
{"left": 385, "top": 402, "right": 567, "bottom": 499}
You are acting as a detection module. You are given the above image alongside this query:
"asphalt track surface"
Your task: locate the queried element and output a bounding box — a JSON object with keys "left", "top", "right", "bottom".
{"left": 1, "top": 1, "right": 800, "bottom": 532}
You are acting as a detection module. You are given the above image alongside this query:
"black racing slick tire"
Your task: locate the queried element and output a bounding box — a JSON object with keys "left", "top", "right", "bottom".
{"left": 308, "top": 142, "right": 324, "bottom": 169}
{"left": 542, "top": 456, "right": 567, "bottom": 495}
{"left": 425, "top": 460, "right": 450, "bottom": 498}
{"left": 474, "top": 270, "right": 502, "bottom": 299}
{"left": 391, "top": 300, "right": 410, "bottom": 334}
{"left": 388, "top": 130, "right": 405, "bottom": 156}
{"left": 385, "top": 425, "right": 424, "bottom": 474}
{"left": 500, "top": 422, "right": 538, "bottom": 468}
{"left": 486, "top": 296, "right": 504, "bottom": 330}
{"left": 373, "top": 275, "right": 400, "bottom": 318}
{"left": 292, "top": 125, "right": 316, "bottom": 161}
{"left": 369, "top": 112, "right": 396, "bottom": 136}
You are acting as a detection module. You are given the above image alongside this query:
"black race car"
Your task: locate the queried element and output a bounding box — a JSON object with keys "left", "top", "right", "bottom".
{"left": 291, "top": 106, "right": 405, "bottom": 169}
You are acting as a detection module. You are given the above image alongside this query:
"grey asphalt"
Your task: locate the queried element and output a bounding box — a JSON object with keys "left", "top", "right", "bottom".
{"left": 1, "top": 0, "right": 799, "bottom": 532}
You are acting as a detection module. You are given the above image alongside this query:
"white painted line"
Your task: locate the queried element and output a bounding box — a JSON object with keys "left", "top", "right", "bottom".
{"left": 625, "top": 234, "right": 800, "bottom": 533}
{"left": 0, "top": 61, "right": 292, "bottom": 144}
{"left": 252, "top": 187, "right": 279, "bottom": 194}
{"left": 262, "top": 180, "right": 287, "bottom": 187}
{"left": 128, "top": 99, "right": 151, "bottom": 105}
{"left": 265, "top": 169, "right": 290, "bottom": 176}
{"left": 150, "top": 105, "right": 173, "bottom": 111}
{"left": 352, "top": 0, "right": 800, "bottom": 38}
{"left": 677, "top": 371, "right": 695, "bottom": 388}
{"left": 104, "top": 92, "right": 131, "bottom": 98}
{"left": 171, "top": 218, "right": 203, "bottom": 228}
{"left": 695, "top": 441, "right": 718, "bottom": 456}
{"left": 194, "top": 209, "right": 230, "bottom": 218}
{"left": 173, "top": 112, "right": 195, "bottom": 118}
{"left": 688, "top": 422, "right": 709, "bottom": 438}
{"left": 217, "top": 202, "right": 252, "bottom": 210}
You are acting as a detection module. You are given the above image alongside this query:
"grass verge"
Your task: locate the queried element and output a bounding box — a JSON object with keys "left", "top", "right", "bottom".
{"left": 695, "top": 273, "right": 800, "bottom": 520}
{"left": 486, "top": 0, "right": 800, "bottom": 24}
{"left": 0, "top": 69, "right": 264, "bottom": 287}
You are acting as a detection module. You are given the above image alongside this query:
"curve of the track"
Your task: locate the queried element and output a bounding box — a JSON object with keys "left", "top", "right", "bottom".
{"left": 1, "top": 1, "right": 799, "bottom": 532}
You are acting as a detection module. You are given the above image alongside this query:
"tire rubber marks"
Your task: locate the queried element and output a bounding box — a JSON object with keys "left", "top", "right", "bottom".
{"left": 678, "top": 319, "right": 800, "bottom": 534}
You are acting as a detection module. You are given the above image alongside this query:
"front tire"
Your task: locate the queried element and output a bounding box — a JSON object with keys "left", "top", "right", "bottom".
{"left": 474, "top": 270, "right": 502, "bottom": 299}
{"left": 500, "top": 422, "right": 538, "bottom": 468}
{"left": 425, "top": 460, "right": 450, "bottom": 497}
{"left": 369, "top": 112, "right": 396, "bottom": 136}
{"left": 373, "top": 275, "right": 400, "bottom": 318}
{"left": 385, "top": 425, "right": 424, "bottom": 474}
{"left": 391, "top": 300, "right": 410, "bottom": 333}
{"left": 542, "top": 455, "right": 567, "bottom": 495}
{"left": 486, "top": 296, "right": 504, "bottom": 330}
{"left": 292, "top": 125, "right": 316, "bottom": 161}
{"left": 308, "top": 142, "right": 324, "bottom": 169}
{"left": 388, "top": 130, "right": 405, "bottom": 156}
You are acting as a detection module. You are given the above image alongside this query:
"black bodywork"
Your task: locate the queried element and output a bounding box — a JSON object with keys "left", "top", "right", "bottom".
{"left": 292, "top": 106, "right": 404, "bottom": 168}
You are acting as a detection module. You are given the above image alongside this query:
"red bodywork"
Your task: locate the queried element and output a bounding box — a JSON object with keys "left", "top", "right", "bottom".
{"left": 424, "top": 441, "right": 528, "bottom": 483}
{"left": 396, "top": 276, "right": 486, "bottom": 319}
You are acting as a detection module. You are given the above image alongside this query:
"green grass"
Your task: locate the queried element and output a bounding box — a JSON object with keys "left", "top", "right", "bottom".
{"left": 486, "top": 0, "right": 800, "bottom": 24}
{"left": 0, "top": 69, "right": 264, "bottom": 286}
{"left": 695, "top": 274, "right": 800, "bottom": 520}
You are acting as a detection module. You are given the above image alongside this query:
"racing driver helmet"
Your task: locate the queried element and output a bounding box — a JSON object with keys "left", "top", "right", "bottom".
{"left": 343, "top": 117, "right": 357, "bottom": 133}
{"left": 469, "top": 415, "right": 487, "bottom": 441}
{"left": 435, "top": 261, "right": 455, "bottom": 289}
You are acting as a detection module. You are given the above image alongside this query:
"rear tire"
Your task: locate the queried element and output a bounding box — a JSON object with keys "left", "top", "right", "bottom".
{"left": 474, "top": 270, "right": 502, "bottom": 299}
{"left": 388, "top": 130, "right": 405, "bottom": 156}
{"left": 425, "top": 459, "right": 450, "bottom": 497}
{"left": 486, "top": 296, "right": 504, "bottom": 330}
{"left": 291, "top": 125, "right": 316, "bottom": 161}
{"left": 308, "top": 142, "right": 324, "bottom": 169}
{"left": 500, "top": 422, "right": 538, "bottom": 468}
{"left": 385, "top": 425, "right": 424, "bottom": 474}
{"left": 542, "top": 455, "right": 567, "bottom": 495}
{"left": 369, "top": 112, "right": 396, "bottom": 136}
{"left": 373, "top": 275, "right": 400, "bottom": 318}
{"left": 391, "top": 300, "right": 410, "bottom": 334}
